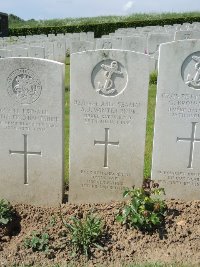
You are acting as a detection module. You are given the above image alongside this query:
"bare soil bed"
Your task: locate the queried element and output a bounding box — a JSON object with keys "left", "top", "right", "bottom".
{"left": 0, "top": 198, "right": 200, "bottom": 267}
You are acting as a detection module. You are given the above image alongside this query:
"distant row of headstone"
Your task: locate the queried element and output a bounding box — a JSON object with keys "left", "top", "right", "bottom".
{"left": 0, "top": 32, "right": 95, "bottom": 62}
{"left": 1, "top": 21, "right": 200, "bottom": 69}
{"left": 0, "top": 25, "right": 199, "bottom": 206}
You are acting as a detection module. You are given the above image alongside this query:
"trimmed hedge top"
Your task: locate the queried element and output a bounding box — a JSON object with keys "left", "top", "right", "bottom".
{"left": 9, "top": 16, "right": 200, "bottom": 38}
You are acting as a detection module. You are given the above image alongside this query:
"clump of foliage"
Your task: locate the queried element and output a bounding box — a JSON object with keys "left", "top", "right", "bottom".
{"left": 0, "top": 199, "right": 13, "bottom": 226}
{"left": 61, "top": 213, "right": 103, "bottom": 258}
{"left": 9, "top": 12, "right": 200, "bottom": 37}
{"left": 116, "top": 179, "right": 167, "bottom": 231}
{"left": 149, "top": 71, "right": 158, "bottom": 85}
{"left": 23, "top": 231, "right": 50, "bottom": 253}
{"left": 8, "top": 12, "right": 200, "bottom": 29}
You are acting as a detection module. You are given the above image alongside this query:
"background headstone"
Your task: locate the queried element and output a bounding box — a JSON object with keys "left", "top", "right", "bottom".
{"left": 70, "top": 40, "right": 95, "bottom": 54}
{"left": 0, "top": 48, "right": 11, "bottom": 58}
{"left": 122, "top": 36, "right": 147, "bottom": 53}
{"left": 174, "top": 30, "right": 200, "bottom": 41}
{"left": 147, "top": 33, "right": 174, "bottom": 56}
{"left": 53, "top": 40, "right": 66, "bottom": 63}
{"left": 11, "top": 47, "right": 28, "bottom": 57}
{"left": 28, "top": 46, "right": 45, "bottom": 58}
{"left": 96, "top": 38, "right": 122, "bottom": 49}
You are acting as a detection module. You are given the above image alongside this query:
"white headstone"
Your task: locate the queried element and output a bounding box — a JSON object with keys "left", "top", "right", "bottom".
{"left": 96, "top": 38, "right": 122, "bottom": 49}
{"left": 192, "top": 22, "right": 200, "bottom": 31}
{"left": 0, "top": 49, "right": 11, "bottom": 58}
{"left": 53, "top": 40, "right": 66, "bottom": 63}
{"left": 174, "top": 30, "right": 200, "bottom": 41}
{"left": 70, "top": 40, "right": 94, "bottom": 54}
{"left": 48, "top": 34, "right": 57, "bottom": 41}
{"left": 122, "top": 36, "right": 147, "bottom": 53}
{"left": 80, "top": 32, "right": 87, "bottom": 41}
{"left": 28, "top": 46, "right": 45, "bottom": 58}
{"left": 43, "top": 42, "right": 54, "bottom": 60}
{"left": 72, "top": 33, "right": 80, "bottom": 41}
{"left": 69, "top": 49, "right": 149, "bottom": 203}
{"left": 86, "top": 32, "right": 95, "bottom": 41}
{"left": 152, "top": 40, "right": 200, "bottom": 200}
{"left": 180, "top": 23, "right": 192, "bottom": 31}
{"left": 147, "top": 33, "right": 174, "bottom": 56}
{"left": 0, "top": 57, "right": 65, "bottom": 206}
{"left": 11, "top": 47, "right": 28, "bottom": 57}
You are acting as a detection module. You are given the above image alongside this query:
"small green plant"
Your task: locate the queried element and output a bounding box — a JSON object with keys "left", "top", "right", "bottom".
{"left": 61, "top": 213, "right": 103, "bottom": 258}
{"left": 116, "top": 179, "right": 167, "bottom": 231}
{"left": 149, "top": 71, "right": 158, "bottom": 85}
{"left": 23, "top": 231, "right": 50, "bottom": 253}
{"left": 49, "top": 215, "right": 57, "bottom": 227}
{"left": 0, "top": 199, "right": 13, "bottom": 226}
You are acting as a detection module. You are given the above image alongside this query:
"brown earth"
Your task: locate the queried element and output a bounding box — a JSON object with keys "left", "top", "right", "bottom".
{"left": 0, "top": 198, "right": 200, "bottom": 267}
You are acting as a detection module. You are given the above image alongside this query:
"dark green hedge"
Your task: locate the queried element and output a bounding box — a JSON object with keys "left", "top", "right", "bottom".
{"left": 9, "top": 16, "right": 200, "bottom": 37}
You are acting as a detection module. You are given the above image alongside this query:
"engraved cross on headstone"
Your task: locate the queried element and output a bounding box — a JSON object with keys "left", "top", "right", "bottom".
{"left": 94, "top": 128, "right": 119, "bottom": 168}
{"left": 9, "top": 134, "right": 42, "bottom": 185}
{"left": 177, "top": 122, "right": 200, "bottom": 168}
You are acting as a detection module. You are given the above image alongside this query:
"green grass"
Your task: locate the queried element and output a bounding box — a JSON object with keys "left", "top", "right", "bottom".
{"left": 64, "top": 91, "right": 70, "bottom": 182}
{"left": 144, "top": 84, "right": 157, "bottom": 178}
{"left": 65, "top": 57, "right": 70, "bottom": 91}
{"left": 9, "top": 12, "right": 200, "bottom": 28}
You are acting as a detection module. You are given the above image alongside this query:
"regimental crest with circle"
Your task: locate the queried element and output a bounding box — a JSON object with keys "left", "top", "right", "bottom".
{"left": 91, "top": 59, "right": 128, "bottom": 97}
{"left": 181, "top": 51, "right": 200, "bottom": 90}
{"left": 7, "top": 68, "right": 42, "bottom": 104}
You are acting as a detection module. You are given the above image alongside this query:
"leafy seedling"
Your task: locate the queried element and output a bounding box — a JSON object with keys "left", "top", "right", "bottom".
{"left": 0, "top": 199, "right": 13, "bottom": 226}
{"left": 61, "top": 212, "right": 104, "bottom": 258}
{"left": 116, "top": 179, "right": 167, "bottom": 231}
{"left": 23, "top": 231, "right": 50, "bottom": 253}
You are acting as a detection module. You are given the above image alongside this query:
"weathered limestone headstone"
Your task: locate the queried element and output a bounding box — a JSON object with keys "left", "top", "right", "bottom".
{"left": 0, "top": 49, "right": 11, "bottom": 58}
{"left": 152, "top": 40, "right": 200, "bottom": 200}
{"left": 180, "top": 23, "right": 192, "bottom": 31}
{"left": 147, "top": 33, "right": 174, "bottom": 71}
{"left": 28, "top": 46, "right": 45, "bottom": 58}
{"left": 147, "top": 33, "right": 174, "bottom": 56}
{"left": 69, "top": 49, "right": 149, "bottom": 203}
{"left": 0, "top": 57, "right": 65, "bottom": 206}
{"left": 43, "top": 42, "right": 54, "bottom": 60}
{"left": 122, "top": 36, "right": 147, "bottom": 53}
{"left": 174, "top": 30, "right": 200, "bottom": 41}
{"left": 48, "top": 34, "right": 56, "bottom": 41}
{"left": 79, "top": 32, "right": 87, "bottom": 41}
{"left": 96, "top": 38, "right": 122, "bottom": 49}
{"left": 72, "top": 33, "right": 80, "bottom": 40}
{"left": 70, "top": 40, "right": 94, "bottom": 54}
{"left": 11, "top": 47, "right": 28, "bottom": 57}
{"left": 193, "top": 22, "right": 200, "bottom": 30}
{"left": 53, "top": 40, "right": 66, "bottom": 63}
{"left": 86, "top": 32, "right": 95, "bottom": 41}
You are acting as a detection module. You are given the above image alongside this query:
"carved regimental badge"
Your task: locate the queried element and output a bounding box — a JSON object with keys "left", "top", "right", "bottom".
{"left": 91, "top": 59, "right": 128, "bottom": 97}
{"left": 181, "top": 52, "right": 200, "bottom": 89}
{"left": 7, "top": 68, "right": 42, "bottom": 104}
